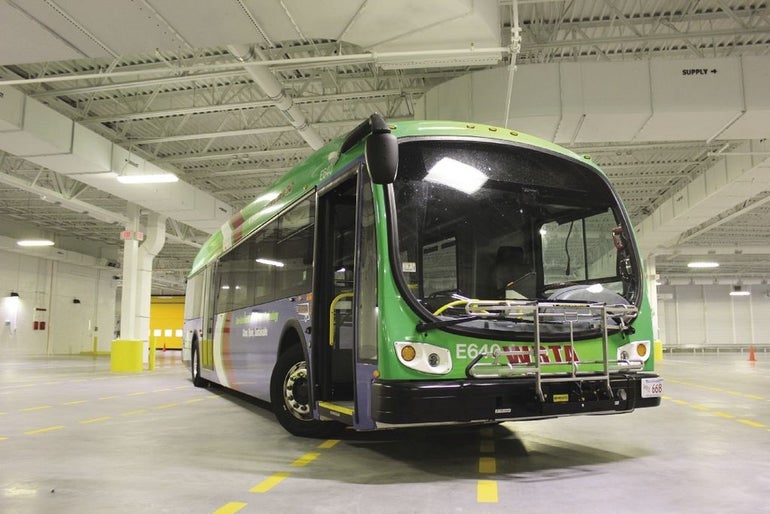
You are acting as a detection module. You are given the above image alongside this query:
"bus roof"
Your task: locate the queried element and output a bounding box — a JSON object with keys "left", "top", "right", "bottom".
{"left": 188, "top": 119, "right": 597, "bottom": 277}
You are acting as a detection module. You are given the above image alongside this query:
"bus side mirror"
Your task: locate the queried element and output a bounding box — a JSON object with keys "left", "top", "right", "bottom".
{"left": 365, "top": 114, "right": 398, "bottom": 184}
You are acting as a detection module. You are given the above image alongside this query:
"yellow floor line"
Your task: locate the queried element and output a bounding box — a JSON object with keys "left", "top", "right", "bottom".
{"left": 480, "top": 440, "right": 495, "bottom": 453}
{"left": 80, "top": 416, "right": 111, "bottom": 424}
{"left": 155, "top": 402, "right": 179, "bottom": 409}
{"left": 292, "top": 452, "right": 320, "bottom": 467}
{"left": 62, "top": 400, "right": 87, "bottom": 406}
{"left": 739, "top": 419, "right": 766, "bottom": 429}
{"left": 21, "top": 405, "right": 51, "bottom": 412}
{"left": 0, "top": 436, "right": 8, "bottom": 441}
{"left": 477, "top": 480, "right": 498, "bottom": 503}
{"left": 212, "top": 501, "right": 248, "bottom": 514}
{"left": 98, "top": 396, "right": 119, "bottom": 400}
{"left": 25, "top": 425, "right": 65, "bottom": 435}
{"left": 318, "top": 439, "right": 340, "bottom": 449}
{"left": 126, "top": 392, "right": 147, "bottom": 396}
{"left": 121, "top": 409, "right": 147, "bottom": 416}
{"left": 479, "top": 456, "right": 496, "bottom": 474}
{"left": 250, "top": 472, "right": 290, "bottom": 493}
{"left": 713, "top": 411, "right": 735, "bottom": 419}
{"left": 183, "top": 398, "right": 204, "bottom": 404}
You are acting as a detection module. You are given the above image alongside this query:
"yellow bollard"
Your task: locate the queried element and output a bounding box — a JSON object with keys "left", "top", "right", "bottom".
{"left": 148, "top": 336, "right": 156, "bottom": 371}
{"left": 110, "top": 340, "right": 143, "bottom": 372}
{"left": 654, "top": 340, "right": 663, "bottom": 362}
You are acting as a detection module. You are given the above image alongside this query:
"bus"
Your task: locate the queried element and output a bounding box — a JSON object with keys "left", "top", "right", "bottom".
{"left": 183, "top": 114, "right": 662, "bottom": 437}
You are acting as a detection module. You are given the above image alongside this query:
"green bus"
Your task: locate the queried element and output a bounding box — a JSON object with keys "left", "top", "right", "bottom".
{"left": 183, "top": 114, "right": 662, "bottom": 437}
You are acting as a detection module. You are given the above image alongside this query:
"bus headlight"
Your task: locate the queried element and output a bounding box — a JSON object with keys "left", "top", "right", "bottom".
{"left": 394, "top": 342, "right": 451, "bottom": 375}
{"left": 617, "top": 340, "right": 651, "bottom": 367}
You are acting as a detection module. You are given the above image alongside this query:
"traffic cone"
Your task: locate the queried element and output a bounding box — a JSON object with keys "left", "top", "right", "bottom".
{"left": 749, "top": 345, "right": 756, "bottom": 362}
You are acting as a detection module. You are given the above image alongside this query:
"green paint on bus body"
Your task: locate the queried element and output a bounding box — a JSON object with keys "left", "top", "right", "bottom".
{"left": 189, "top": 119, "right": 656, "bottom": 383}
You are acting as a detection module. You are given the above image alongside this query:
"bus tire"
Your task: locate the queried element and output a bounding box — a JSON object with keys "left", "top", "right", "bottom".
{"left": 270, "top": 345, "right": 341, "bottom": 438}
{"left": 191, "top": 341, "right": 207, "bottom": 388}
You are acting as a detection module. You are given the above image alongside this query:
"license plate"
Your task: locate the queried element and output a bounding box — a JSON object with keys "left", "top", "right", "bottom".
{"left": 641, "top": 377, "right": 664, "bottom": 398}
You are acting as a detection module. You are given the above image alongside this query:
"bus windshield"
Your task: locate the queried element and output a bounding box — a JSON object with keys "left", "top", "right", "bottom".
{"left": 390, "top": 138, "right": 640, "bottom": 339}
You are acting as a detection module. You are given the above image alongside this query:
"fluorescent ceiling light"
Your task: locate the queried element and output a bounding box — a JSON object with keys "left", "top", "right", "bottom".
{"left": 687, "top": 261, "right": 719, "bottom": 268}
{"left": 425, "top": 157, "right": 488, "bottom": 194}
{"left": 256, "top": 258, "right": 284, "bottom": 268}
{"left": 117, "top": 173, "right": 178, "bottom": 184}
{"left": 730, "top": 285, "right": 750, "bottom": 296}
{"left": 17, "top": 239, "right": 54, "bottom": 247}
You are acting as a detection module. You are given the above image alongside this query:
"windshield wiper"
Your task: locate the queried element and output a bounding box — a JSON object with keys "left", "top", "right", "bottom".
{"left": 416, "top": 315, "right": 483, "bottom": 333}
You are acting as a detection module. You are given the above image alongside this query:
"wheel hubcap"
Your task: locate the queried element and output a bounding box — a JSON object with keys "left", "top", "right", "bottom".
{"left": 283, "top": 361, "right": 311, "bottom": 420}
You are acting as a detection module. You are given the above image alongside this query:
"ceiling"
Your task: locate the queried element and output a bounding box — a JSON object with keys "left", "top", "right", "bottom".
{"left": 0, "top": 0, "right": 769, "bottom": 294}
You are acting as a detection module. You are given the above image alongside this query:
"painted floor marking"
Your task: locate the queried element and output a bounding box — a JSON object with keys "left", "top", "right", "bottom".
{"left": 80, "top": 416, "right": 112, "bottom": 424}
{"left": 318, "top": 439, "right": 340, "bottom": 449}
{"left": 292, "top": 452, "right": 320, "bottom": 467}
{"left": 21, "top": 405, "right": 51, "bottom": 412}
{"left": 477, "top": 480, "right": 498, "bottom": 503}
{"left": 121, "top": 409, "right": 147, "bottom": 416}
{"left": 479, "top": 456, "right": 496, "bottom": 474}
{"left": 739, "top": 419, "right": 766, "bottom": 429}
{"left": 25, "top": 425, "right": 64, "bottom": 435}
{"left": 62, "top": 400, "right": 87, "bottom": 406}
{"left": 250, "top": 472, "right": 290, "bottom": 493}
{"left": 213, "top": 501, "right": 248, "bottom": 514}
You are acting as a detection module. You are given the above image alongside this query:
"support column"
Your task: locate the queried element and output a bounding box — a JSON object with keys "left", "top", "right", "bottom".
{"left": 645, "top": 254, "right": 663, "bottom": 362}
{"left": 136, "top": 212, "right": 166, "bottom": 365}
{"left": 112, "top": 204, "right": 143, "bottom": 372}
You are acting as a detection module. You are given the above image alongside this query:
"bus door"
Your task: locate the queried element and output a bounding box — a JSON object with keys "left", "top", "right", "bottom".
{"left": 313, "top": 174, "right": 358, "bottom": 424}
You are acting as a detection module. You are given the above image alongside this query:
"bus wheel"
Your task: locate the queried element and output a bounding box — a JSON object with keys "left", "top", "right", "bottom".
{"left": 191, "top": 342, "right": 207, "bottom": 388}
{"left": 270, "top": 345, "right": 341, "bottom": 438}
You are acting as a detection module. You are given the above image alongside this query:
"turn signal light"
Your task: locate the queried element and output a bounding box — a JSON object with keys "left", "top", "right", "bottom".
{"left": 637, "top": 343, "right": 648, "bottom": 357}
{"left": 400, "top": 345, "right": 416, "bottom": 362}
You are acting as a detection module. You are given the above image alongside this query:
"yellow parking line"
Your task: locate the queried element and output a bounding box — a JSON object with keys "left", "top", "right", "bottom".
{"left": 25, "top": 425, "right": 64, "bottom": 435}
{"left": 80, "top": 416, "right": 111, "bottom": 424}
{"left": 479, "top": 457, "right": 496, "bottom": 474}
{"left": 127, "top": 392, "right": 147, "bottom": 396}
{"left": 155, "top": 403, "right": 179, "bottom": 409}
{"left": 213, "top": 502, "right": 248, "bottom": 514}
{"left": 183, "top": 398, "right": 204, "bottom": 404}
{"left": 292, "top": 452, "right": 320, "bottom": 467}
{"left": 121, "top": 409, "right": 147, "bottom": 416}
{"left": 480, "top": 439, "right": 495, "bottom": 453}
{"left": 21, "top": 405, "right": 51, "bottom": 412}
{"left": 99, "top": 395, "right": 119, "bottom": 400}
{"left": 62, "top": 400, "right": 87, "bottom": 406}
{"left": 477, "top": 480, "right": 498, "bottom": 503}
{"left": 250, "top": 472, "right": 290, "bottom": 493}
{"left": 0, "top": 436, "right": 8, "bottom": 441}
{"left": 318, "top": 439, "right": 339, "bottom": 449}
{"left": 739, "top": 419, "right": 766, "bottom": 429}
{"left": 713, "top": 411, "right": 735, "bottom": 419}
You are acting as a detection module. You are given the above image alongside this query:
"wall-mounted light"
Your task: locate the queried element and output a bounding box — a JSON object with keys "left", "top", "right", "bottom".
{"left": 73, "top": 298, "right": 81, "bottom": 304}
{"left": 9, "top": 292, "right": 20, "bottom": 298}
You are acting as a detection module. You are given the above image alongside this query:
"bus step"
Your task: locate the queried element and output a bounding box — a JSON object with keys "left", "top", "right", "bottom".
{"left": 317, "top": 401, "right": 354, "bottom": 425}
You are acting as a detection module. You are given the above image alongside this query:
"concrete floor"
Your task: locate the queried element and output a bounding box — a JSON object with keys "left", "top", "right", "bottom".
{"left": 1, "top": 352, "right": 769, "bottom": 514}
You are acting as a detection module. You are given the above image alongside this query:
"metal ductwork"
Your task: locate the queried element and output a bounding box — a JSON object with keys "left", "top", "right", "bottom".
{"left": 0, "top": 85, "right": 232, "bottom": 235}
{"left": 227, "top": 44, "right": 324, "bottom": 150}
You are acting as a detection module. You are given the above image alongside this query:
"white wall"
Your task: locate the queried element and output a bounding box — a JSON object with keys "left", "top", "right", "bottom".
{"left": 657, "top": 284, "right": 770, "bottom": 347}
{"left": 0, "top": 249, "right": 117, "bottom": 355}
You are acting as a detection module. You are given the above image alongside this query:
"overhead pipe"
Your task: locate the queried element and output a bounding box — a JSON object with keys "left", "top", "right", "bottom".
{"left": 227, "top": 44, "right": 324, "bottom": 150}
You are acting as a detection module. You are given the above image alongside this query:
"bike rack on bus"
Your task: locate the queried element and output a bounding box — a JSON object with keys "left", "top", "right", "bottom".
{"left": 463, "top": 300, "right": 642, "bottom": 402}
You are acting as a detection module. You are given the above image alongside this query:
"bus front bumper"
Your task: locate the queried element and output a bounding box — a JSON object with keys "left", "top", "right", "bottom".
{"left": 370, "top": 373, "right": 661, "bottom": 424}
